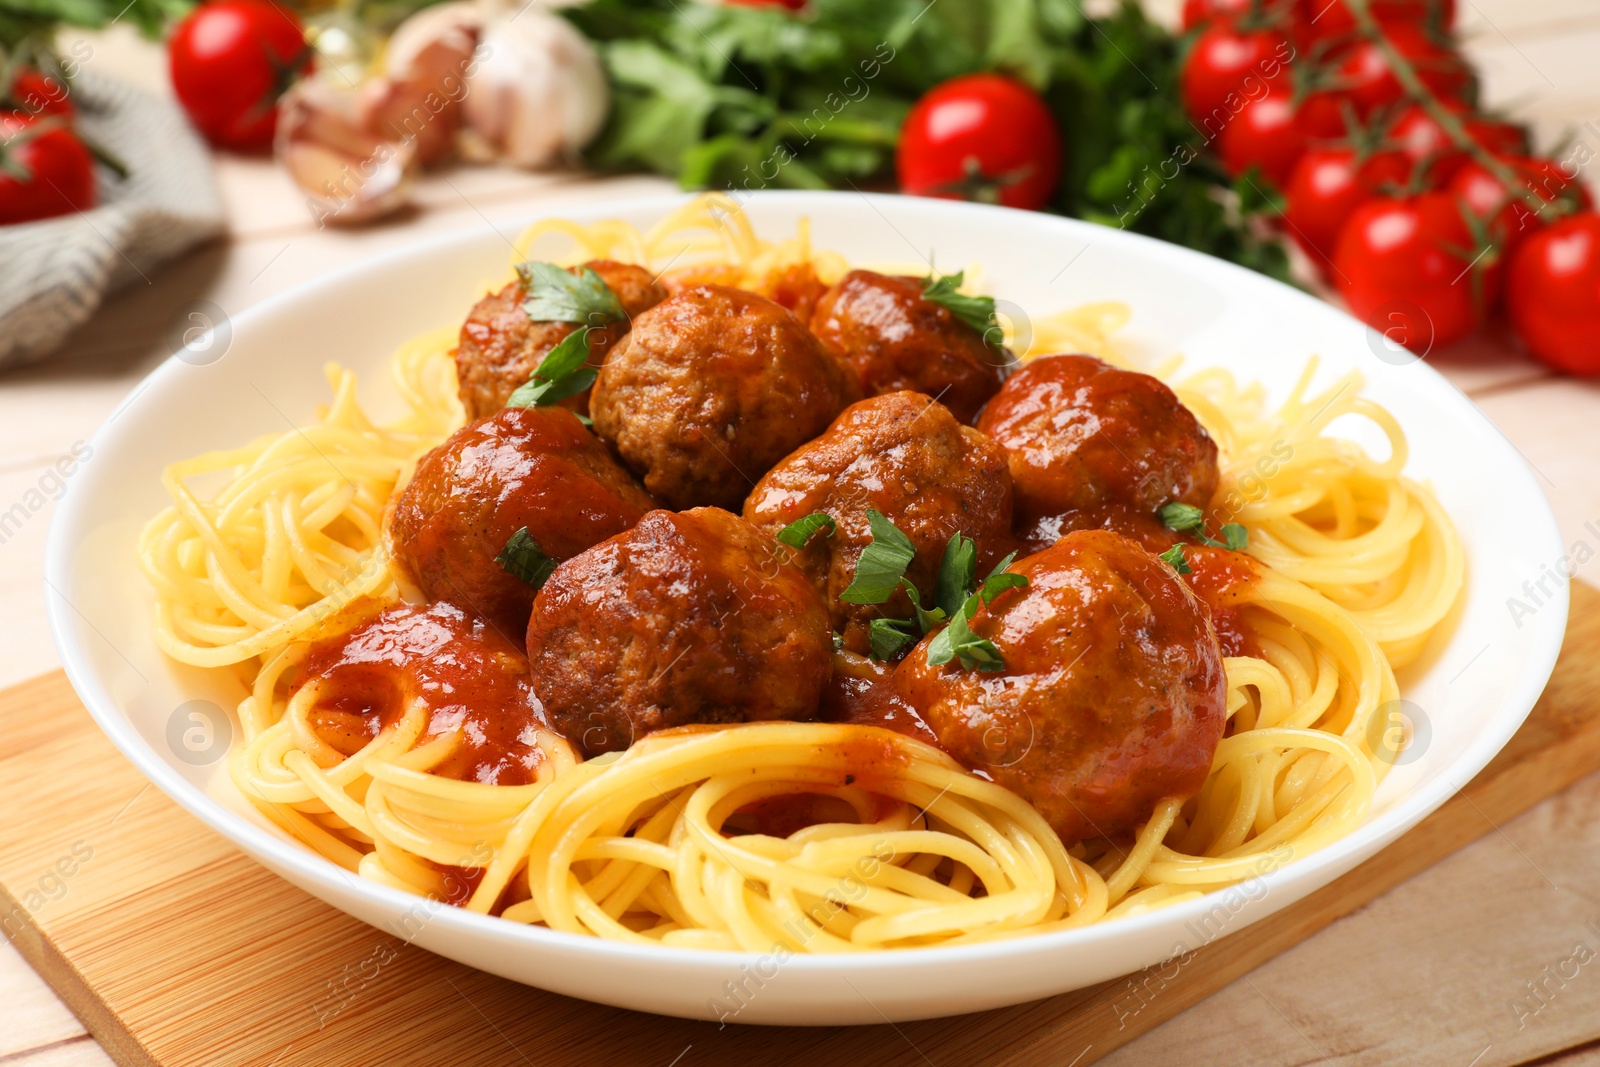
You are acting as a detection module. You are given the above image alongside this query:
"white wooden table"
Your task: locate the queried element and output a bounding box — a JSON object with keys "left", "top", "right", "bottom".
{"left": 4, "top": 4, "right": 1600, "bottom": 1062}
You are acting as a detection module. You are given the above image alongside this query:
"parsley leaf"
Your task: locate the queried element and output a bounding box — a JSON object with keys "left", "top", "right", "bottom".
{"left": 921, "top": 271, "right": 1000, "bottom": 344}
{"left": 868, "top": 616, "right": 919, "bottom": 661}
{"left": 902, "top": 580, "right": 947, "bottom": 633}
{"left": 518, "top": 261, "right": 627, "bottom": 326}
{"left": 838, "top": 510, "right": 916, "bottom": 604}
{"left": 926, "top": 593, "right": 1005, "bottom": 672}
{"left": 496, "top": 528, "right": 559, "bottom": 589}
{"left": 980, "top": 571, "right": 1030, "bottom": 604}
{"left": 505, "top": 328, "right": 598, "bottom": 409}
{"left": 1160, "top": 501, "right": 1249, "bottom": 552}
{"left": 1159, "top": 544, "right": 1193, "bottom": 575}
{"left": 776, "top": 511, "right": 836, "bottom": 549}
{"left": 934, "top": 532, "right": 977, "bottom": 618}
{"left": 1159, "top": 502, "right": 1205, "bottom": 534}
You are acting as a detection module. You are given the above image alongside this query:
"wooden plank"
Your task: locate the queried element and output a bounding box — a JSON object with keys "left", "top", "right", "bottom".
{"left": 2, "top": 582, "right": 1598, "bottom": 1066}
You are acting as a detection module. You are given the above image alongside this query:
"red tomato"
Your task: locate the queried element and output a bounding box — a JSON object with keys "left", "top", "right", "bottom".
{"left": 1334, "top": 193, "right": 1497, "bottom": 350}
{"left": 1448, "top": 156, "right": 1591, "bottom": 249}
{"left": 1387, "top": 103, "right": 1527, "bottom": 183}
{"left": 897, "top": 74, "right": 1063, "bottom": 212}
{"left": 168, "top": 0, "right": 312, "bottom": 153}
{"left": 3, "top": 69, "right": 74, "bottom": 120}
{"left": 1216, "top": 87, "right": 1306, "bottom": 186}
{"left": 1284, "top": 145, "right": 1413, "bottom": 268}
{"left": 0, "top": 111, "right": 96, "bottom": 225}
{"left": 1506, "top": 213, "right": 1600, "bottom": 375}
{"left": 1293, "top": 0, "right": 1454, "bottom": 46}
{"left": 1181, "top": 21, "right": 1294, "bottom": 128}
{"left": 1318, "top": 26, "right": 1471, "bottom": 121}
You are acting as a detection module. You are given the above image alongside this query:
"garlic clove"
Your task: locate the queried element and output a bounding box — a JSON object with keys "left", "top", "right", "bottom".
{"left": 276, "top": 77, "right": 419, "bottom": 227}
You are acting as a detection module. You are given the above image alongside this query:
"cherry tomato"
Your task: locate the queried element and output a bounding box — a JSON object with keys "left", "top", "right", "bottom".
{"left": 0, "top": 111, "right": 96, "bottom": 225}
{"left": 1387, "top": 102, "right": 1527, "bottom": 183}
{"left": 897, "top": 74, "right": 1063, "bottom": 212}
{"left": 1284, "top": 145, "right": 1413, "bottom": 268}
{"left": 1182, "top": 21, "right": 1294, "bottom": 127}
{"left": 3, "top": 69, "right": 73, "bottom": 120}
{"left": 1313, "top": 26, "right": 1471, "bottom": 123}
{"left": 168, "top": 0, "right": 312, "bottom": 153}
{"left": 1506, "top": 213, "right": 1600, "bottom": 375}
{"left": 1448, "top": 155, "right": 1591, "bottom": 249}
{"left": 1216, "top": 86, "right": 1306, "bottom": 186}
{"left": 1334, "top": 192, "right": 1498, "bottom": 350}
{"left": 1292, "top": 0, "right": 1454, "bottom": 47}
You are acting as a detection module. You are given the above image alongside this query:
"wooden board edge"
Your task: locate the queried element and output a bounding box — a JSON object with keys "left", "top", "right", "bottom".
{"left": 2, "top": 879, "right": 158, "bottom": 1067}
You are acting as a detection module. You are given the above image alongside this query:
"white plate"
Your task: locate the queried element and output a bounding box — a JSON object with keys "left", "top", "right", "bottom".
{"left": 46, "top": 191, "right": 1568, "bottom": 1025}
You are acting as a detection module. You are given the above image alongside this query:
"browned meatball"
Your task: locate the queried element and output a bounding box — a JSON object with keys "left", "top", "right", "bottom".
{"left": 526, "top": 507, "right": 832, "bottom": 756}
{"left": 387, "top": 405, "right": 655, "bottom": 637}
{"left": 895, "top": 530, "right": 1227, "bottom": 846}
{"left": 589, "top": 285, "right": 858, "bottom": 511}
{"left": 976, "top": 354, "right": 1220, "bottom": 554}
{"left": 454, "top": 259, "right": 666, "bottom": 420}
{"left": 809, "top": 270, "right": 1008, "bottom": 424}
{"left": 744, "top": 391, "right": 1013, "bottom": 655}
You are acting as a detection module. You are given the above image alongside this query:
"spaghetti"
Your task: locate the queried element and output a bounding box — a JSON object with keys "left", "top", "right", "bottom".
{"left": 139, "top": 194, "right": 1458, "bottom": 953}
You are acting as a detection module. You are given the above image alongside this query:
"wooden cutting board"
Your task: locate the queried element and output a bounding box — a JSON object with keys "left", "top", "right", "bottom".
{"left": 5, "top": 582, "right": 1600, "bottom": 1067}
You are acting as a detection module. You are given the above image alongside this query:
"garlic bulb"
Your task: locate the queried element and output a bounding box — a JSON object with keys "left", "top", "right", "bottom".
{"left": 371, "top": 1, "right": 483, "bottom": 166}
{"left": 462, "top": 0, "right": 609, "bottom": 169}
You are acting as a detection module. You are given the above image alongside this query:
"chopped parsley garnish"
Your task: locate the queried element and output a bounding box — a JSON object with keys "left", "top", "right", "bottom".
{"left": 496, "top": 527, "right": 558, "bottom": 589}
{"left": 1159, "top": 543, "right": 1193, "bottom": 575}
{"left": 838, "top": 510, "right": 916, "bottom": 604}
{"left": 921, "top": 270, "right": 1000, "bottom": 346}
{"left": 926, "top": 592, "right": 1006, "bottom": 672}
{"left": 517, "top": 261, "right": 626, "bottom": 326}
{"left": 868, "top": 617, "right": 919, "bottom": 661}
{"left": 837, "top": 518, "right": 1027, "bottom": 673}
{"left": 504, "top": 328, "right": 598, "bottom": 411}
{"left": 1159, "top": 501, "right": 1248, "bottom": 552}
{"left": 933, "top": 532, "right": 977, "bottom": 618}
{"left": 776, "top": 512, "right": 836, "bottom": 549}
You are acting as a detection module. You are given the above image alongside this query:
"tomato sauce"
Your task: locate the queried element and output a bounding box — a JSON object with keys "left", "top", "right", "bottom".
{"left": 293, "top": 602, "right": 549, "bottom": 785}
{"left": 1181, "top": 545, "right": 1263, "bottom": 658}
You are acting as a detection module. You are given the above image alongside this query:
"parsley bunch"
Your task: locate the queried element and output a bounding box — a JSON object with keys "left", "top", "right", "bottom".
{"left": 562, "top": 0, "right": 1290, "bottom": 284}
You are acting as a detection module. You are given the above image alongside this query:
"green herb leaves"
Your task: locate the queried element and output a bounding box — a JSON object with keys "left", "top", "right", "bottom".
{"left": 1159, "top": 544, "right": 1193, "bottom": 575}
{"left": 1159, "top": 501, "right": 1248, "bottom": 552}
{"left": 776, "top": 511, "right": 836, "bottom": 549}
{"left": 926, "top": 593, "right": 1005, "bottom": 672}
{"left": 517, "top": 261, "right": 626, "bottom": 326}
{"left": 922, "top": 271, "right": 999, "bottom": 344}
{"left": 504, "top": 328, "right": 598, "bottom": 410}
{"left": 840, "top": 515, "right": 1026, "bottom": 672}
{"left": 838, "top": 510, "right": 916, "bottom": 604}
{"left": 496, "top": 528, "right": 559, "bottom": 589}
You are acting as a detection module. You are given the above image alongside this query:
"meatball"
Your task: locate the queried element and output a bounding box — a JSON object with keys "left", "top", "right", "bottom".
{"left": 526, "top": 507, "right": 833, "bottom": 756}
{"left": 894, "top": 530, "right": 1227, "bottom": 846}
{"left": 589, "top": 285, "right": 858, "bottom": 511}
{"left": 387, "top": 405, "right": 655, "bottom": 637}
{"left": 809, "top": 270, "right": 1008, "bottom": 424}
{"left": 976, "top": 354, "right": 1219, "bottom": 553}
{"left": 744, "top": 391, "right": 1013, "bottom": 655}
{"left": 454, "top": 259, "right": 667, "bottom": 420}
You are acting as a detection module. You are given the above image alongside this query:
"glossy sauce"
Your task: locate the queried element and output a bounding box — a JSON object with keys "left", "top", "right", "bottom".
{"left": 294, "top": 602, "right": 549, "bottom": 785}
{"left": 1181, "top": 545, "right": 1263, "bottom": 658}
